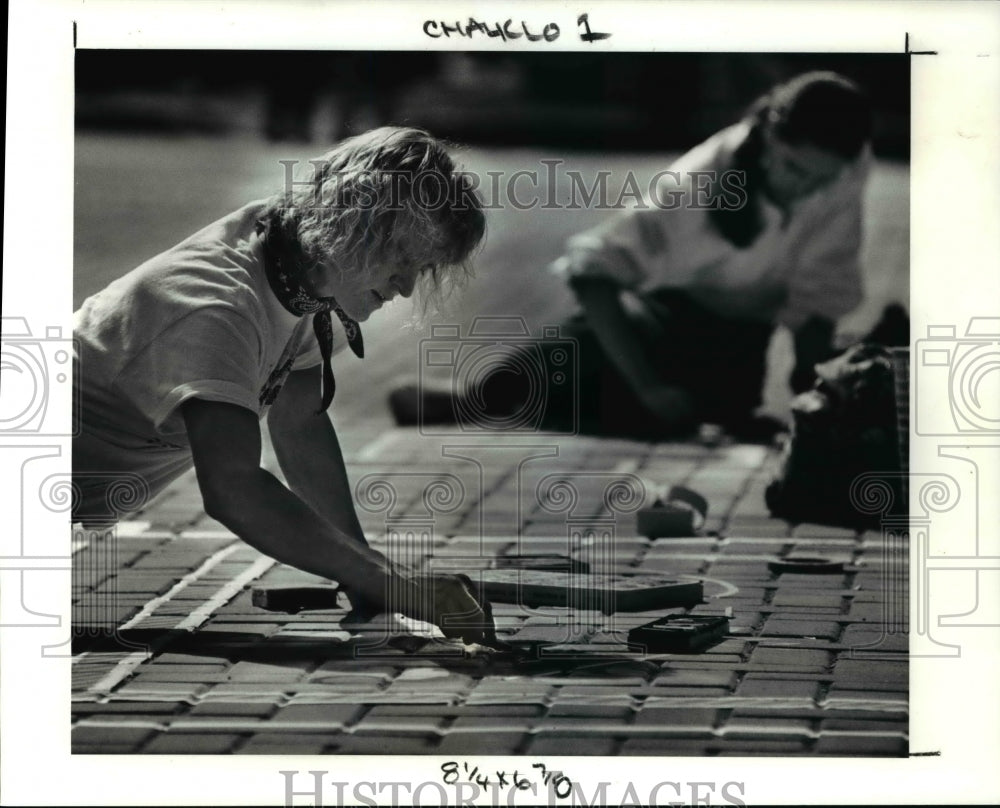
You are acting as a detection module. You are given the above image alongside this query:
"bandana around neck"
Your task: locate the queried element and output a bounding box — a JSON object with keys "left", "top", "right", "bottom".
{"left": 255, "top": 218, "right": 364, "bottom": 412}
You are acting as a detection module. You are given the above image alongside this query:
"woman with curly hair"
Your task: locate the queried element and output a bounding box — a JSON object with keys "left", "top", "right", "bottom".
{"left": 72, "top": 126, "right": 490, "bottom": 642}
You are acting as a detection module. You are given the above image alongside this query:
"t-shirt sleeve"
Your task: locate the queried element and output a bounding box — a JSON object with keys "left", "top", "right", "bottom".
{"left": 113, "top": 306, "right": 264, "bottom": 431}
{"left": 555, "top": 171, "right": 701, "bottom": 290}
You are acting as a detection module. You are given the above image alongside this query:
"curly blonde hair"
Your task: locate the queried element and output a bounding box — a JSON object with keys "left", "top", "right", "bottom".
{"left": 262, "top": 126, "right": 486, "bottom": 311}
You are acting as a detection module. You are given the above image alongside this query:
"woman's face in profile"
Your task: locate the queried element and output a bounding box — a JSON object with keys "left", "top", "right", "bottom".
{"left": 306, "top": 236, "right": 432, "bottom": 322}
{"left": 760, "top": 128, "right": 848, "bottom": 207}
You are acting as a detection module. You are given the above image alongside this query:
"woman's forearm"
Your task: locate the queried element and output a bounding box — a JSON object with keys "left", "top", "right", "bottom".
{"left": 268, "top": 410, "right": 368, "bottom": 546}
{"left": 572, "top": 277, "right": 664, "bottom": 397}
{"left": 266, "top": 365, "right": 368, "bottom": 545}
{"left": 203, "top": 465, "right": 392, "bottom": 606}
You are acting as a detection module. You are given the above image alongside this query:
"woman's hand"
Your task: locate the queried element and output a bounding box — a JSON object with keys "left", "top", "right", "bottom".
{"left": 833, "top": 304, "right": 879, "bottom": 351}
{"left": 395, "top": 572, "right": 494, "bottom": 646}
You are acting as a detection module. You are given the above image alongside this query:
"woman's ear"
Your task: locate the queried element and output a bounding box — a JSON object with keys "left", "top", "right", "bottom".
{"left": 301, "top": 261, "right": 333, "bottom": 296}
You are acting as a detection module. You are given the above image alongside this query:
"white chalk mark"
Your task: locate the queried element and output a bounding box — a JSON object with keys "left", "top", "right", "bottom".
{"left": 357, "top": 430, "right": 401, "bottom": 462}
{"left": 85, "top": 545, "right": 274, "bottom": 693}
{"left": 175, "top": 556, "right": 275, "bottom": 630}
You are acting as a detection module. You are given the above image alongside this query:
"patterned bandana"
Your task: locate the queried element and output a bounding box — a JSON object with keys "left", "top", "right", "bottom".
{"left": 255, "top": 219, "right": 364, "bottom": 412}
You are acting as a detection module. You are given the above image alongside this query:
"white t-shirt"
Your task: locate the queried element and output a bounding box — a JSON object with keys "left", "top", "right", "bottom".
{"left": 555, "top": 122, "right": 870, "bottom": 330}
{"left": 72, "top": 200, "right": 349, "bottom": 522}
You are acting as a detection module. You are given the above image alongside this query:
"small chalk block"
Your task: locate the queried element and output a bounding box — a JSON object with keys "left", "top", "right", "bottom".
{"left": 767, "top": 557, "right": 845, "bottom": 575}
{"left": 251, "top": 585, "right": 341, "bottom": 613}
{"left": 627, "top": 614, "right": 729, "bottom": 653}
{"left": 637, "top": 503, "right": 696, "bottom": 538}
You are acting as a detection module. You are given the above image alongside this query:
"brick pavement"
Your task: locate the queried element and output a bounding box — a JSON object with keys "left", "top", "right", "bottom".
{"left": 71, "top": 429, "right": 908, "bottom": 756}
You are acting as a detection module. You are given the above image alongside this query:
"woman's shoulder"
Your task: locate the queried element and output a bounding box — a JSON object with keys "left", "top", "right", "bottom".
{"left": 671, "top": 122, "right": 751, "bottom": 174}
{"left": 140, "top": 201, "right": 271, "bottom": 299}
{"left": 80, "top": 200, "right": 275, "bottom": 338}
{"left": 165, "top": 199, "right": 269, "bottom": 269}
{"left": 649, "top": 123, "right": 750, "bottom": 205}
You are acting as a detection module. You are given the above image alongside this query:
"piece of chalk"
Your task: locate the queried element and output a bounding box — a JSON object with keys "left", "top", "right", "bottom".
{"left": 251, "top": 585, "right": 341, "bottom": 613}
{"left": 637, "top": 503, "right": 696, "bottom": 538}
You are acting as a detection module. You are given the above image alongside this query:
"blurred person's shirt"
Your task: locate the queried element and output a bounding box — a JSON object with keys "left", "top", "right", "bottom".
{"left": 72, "top": 200, "right": 343, "bottom": 523}
{"left": 554, "top": 121, "right": 871, "bottom": 331}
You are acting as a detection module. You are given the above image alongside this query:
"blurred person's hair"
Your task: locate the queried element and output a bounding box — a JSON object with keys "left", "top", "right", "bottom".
{"left": 710, "top": 71, "right": 873, "bottom": 247}
{"left": 261, "top": 126, "right": 486, "bottom": 312}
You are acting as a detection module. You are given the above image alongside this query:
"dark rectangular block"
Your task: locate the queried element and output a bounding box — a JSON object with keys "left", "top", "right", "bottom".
{"left": 475, "top": 570, "right": 703, "bottom": 611}
{"left": 250, "top": 585, "right": 341, "bottom": 613}
{"left": 628, "top": 615, "right": 729, "bottom": 652}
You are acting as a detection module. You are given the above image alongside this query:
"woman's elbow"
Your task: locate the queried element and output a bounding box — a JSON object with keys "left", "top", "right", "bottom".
{"left": 196, "top": 467, "right": 260, "bottom": 526}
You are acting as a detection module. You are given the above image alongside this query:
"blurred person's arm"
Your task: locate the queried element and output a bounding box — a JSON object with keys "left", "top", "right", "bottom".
{"left": 569, "top": 275, "right": 693, "bottom": 426}
{"left": 181, "top": 397, "right": 489, "bottom": 643}
{"left": 553, "top": 173, "right": 696, "bottom": 425}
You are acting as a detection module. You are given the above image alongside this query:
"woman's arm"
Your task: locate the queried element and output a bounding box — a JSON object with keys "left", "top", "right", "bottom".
{"left": 266, "top": 365, "right": 366, "bottom": 545}
{"left": 181, "top": 397, "right": 490, "bottom": 643}
{"left": 571, "top": 276, "right": 694, "bottom": 426}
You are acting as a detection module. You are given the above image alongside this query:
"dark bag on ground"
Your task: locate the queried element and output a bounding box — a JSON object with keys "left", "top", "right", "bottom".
{"left": 765, "top": 343, "right": 904, "bottom": 529}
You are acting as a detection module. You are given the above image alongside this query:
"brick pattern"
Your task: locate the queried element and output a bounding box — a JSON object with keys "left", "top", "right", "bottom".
{"left": 72, "top": 433, "right": 908, "bottom": 756}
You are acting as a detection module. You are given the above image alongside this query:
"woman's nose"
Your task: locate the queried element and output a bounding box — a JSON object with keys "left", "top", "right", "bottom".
{"left": 392, "top": 271, "right": 417, "bottom": 299}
